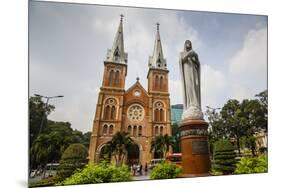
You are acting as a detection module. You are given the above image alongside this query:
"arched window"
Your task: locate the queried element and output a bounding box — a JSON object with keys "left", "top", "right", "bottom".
{"left": 133, "top": 126, "right": 137, "bottom": 137}
{"left": 104, "top": 105, "right": 110, "bottom": 120}
{"left": 109, "top": 70, "right": 114, "bottom": 86}
{"left": 160, "top": 126, "right": 163, "bottom": 135}
{"left": 138, "top": 126, "right": 142, "bottom": 136}
{"left": 160, "top": 109, "right": 164, "bottom": 121}
{"left": 155, "top": 126, "right": 159, "bottom": 136}
{"left": 128, "top": 125, "right": 132, "bottom": 135}
{"left": 154, "top": 101, "right": 165, "bottom": 122}
{"left": 114, "top": 71, "right": 119, "bottom": 86}
{"left": 103, "top": 124, "right": 108, "bottom": 135}
{"left": 109, "top": 125, "right": 114, "bottom": 135}
{"left": 159, "top": 76, "right": 163, "bottom": 90}
{"left": 114, "top": 47, "right": 120, "bottom": 61}
{"left": 103, "top": 98, "right": 118, "bottom": 120}
{"left": 155, "top": 75, "right": 159, "bottom": 90}
{"left": 154, "top": 109, "right": 158, "bottom": 122}
{"left": 111, "top": 106, "right": 116, "bottom": 120}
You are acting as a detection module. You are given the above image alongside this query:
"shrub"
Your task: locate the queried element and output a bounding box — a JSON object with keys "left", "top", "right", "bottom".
{"left": 58, "top": 162, "right": 132, "bottom": 185}
{"left": 57, "top": 143, "right": 88, "bottom": 180}
{"left": 212, "top": 139, "right": 237, "bottom": 175}
{"left": 150, "top": 162, "right": 182, "bottom": 179}
{"left": 234, "top": 155, "right": 268, "bottom": 174}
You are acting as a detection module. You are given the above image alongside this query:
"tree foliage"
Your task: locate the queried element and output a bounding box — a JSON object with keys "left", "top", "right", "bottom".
{"left": 29, "top": 96, "right": 54, "bottom": 146}
{"left": 206, "top": 90, "right": 268, "bottom": 156}
{"left": 57, "top": 143, "right": 88, "bottom": 180}
{"left": 212, "top": 139, "right": 237, "bottom": 175}
{"left": 30, "top": 121, "right": 90, "bottom": 169}
{"left": 59, "top": 162, "right": 132, "bottom": 185}
{"left": 103, "top": 131, "right": 134, "bottom": 166}
{"left": 150, "top": 134, "right": 175, "bottom": 158}
{"left": 150, "top": 162, "right": 182, "bottom": 179}
{"left": 235, "top": 155, "right": 267, "bottom": 174}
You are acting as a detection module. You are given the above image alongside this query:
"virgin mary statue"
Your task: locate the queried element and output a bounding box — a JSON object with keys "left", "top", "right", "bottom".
{"left": 179, "top": 40, "right": 203, "bottom": 119}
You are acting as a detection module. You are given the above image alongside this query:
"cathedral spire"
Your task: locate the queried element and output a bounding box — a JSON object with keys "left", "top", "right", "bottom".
{"left": 106, "top": 14, "right": 128, "bottom": 64}
{"left": 148, "top": 22, "right": 167, "bottom": 69}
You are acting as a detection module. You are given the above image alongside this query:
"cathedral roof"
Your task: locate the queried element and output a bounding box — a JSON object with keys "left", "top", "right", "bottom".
{"left": 148, "top": 23, "right": 167, "bottom": 70}
{"left": 105, "top": 14, "right": 128, "bottom": 64}
{"left": 125, "top": 78, "right": 148, "bottom": 96}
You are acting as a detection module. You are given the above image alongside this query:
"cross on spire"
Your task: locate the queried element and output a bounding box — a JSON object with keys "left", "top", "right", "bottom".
{"left": 156, "top": 22, "right": 160, "bottom": 31}
{"left": 120, "top": 14, "right": 124, "bottom": 22}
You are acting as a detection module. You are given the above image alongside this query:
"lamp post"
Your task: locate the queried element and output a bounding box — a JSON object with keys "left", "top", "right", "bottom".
{"left": 34, "top": 94, "right": 64, "bottom": 135}
{"left": 206, "top": 106, "right": 221, "bottom": 111}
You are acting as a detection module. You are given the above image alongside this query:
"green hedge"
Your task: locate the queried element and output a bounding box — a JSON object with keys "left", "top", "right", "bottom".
{"left": 58, "top": 162, "right": 132, "bottom": 185}
{"left": 212, "top": 139, "right": 237, "bottom": 175}
{"left": 57, "top": 143, "right": 88, "bottom": 180}
{"left": 150, "top": 162, "right": 182, "bottom": 179}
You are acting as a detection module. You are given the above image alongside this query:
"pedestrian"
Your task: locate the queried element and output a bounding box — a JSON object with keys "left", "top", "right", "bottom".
{"left": 144, "top": 162, "right": 148, "bottom": 175}
{"left": 136, "top": 164, "right": 140, "bottom": 175}
{"left": 130, "top": 165, "right": 133, "bottom": 175}
{"left": 133, "top": 164, "right": 136, "bottom": 176}
{"left": 139, "top": 164, "right": 143, "bottom": 175}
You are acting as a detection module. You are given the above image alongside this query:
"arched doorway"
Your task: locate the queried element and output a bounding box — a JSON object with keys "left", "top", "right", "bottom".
{"left": 98, "top": 145, "right": 111, "bottom": 162}
{"left": 127, "top": 144, "right": 140, "bottom": 166}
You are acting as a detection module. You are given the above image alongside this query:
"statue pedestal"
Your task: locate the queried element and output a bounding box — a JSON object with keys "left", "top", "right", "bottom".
{"left": 179, "top": 119, "right": 211, "bottom": 177}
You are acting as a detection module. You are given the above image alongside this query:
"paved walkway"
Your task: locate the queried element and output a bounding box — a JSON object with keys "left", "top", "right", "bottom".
{"left": 133, "top": 174, "right": 150, "bottom": 181}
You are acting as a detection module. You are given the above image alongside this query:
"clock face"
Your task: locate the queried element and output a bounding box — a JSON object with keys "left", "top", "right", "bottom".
{"left": 133, "top": 90, "right": 141, "bottom": 97}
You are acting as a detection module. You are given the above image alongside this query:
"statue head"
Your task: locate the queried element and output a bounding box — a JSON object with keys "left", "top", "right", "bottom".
{"left": 184, "top": 40, "right": 192, "bottom": 52}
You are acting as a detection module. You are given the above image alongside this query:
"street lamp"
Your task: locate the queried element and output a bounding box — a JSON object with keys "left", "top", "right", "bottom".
{"left": 35, "top": 94, "right": 64, "bottom": 135}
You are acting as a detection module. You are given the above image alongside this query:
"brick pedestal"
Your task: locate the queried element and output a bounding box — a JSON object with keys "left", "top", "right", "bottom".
{"left": 179, "top": 119, "right": 211, "bottom": 177}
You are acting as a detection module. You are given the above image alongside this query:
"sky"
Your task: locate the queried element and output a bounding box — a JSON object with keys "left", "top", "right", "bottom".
{"left": 29, "top": 1, "right": 267, "bottom": 133}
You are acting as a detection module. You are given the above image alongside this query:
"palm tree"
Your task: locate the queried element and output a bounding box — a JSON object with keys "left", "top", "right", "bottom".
{"left": 104, "top": 131, "right": 134, "bottom": 166}
{"left": 150, "top": 134, "right": 175, "bottom": 159}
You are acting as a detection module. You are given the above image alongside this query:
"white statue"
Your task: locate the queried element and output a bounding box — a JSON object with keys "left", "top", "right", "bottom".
{"left": 179, "top": 40, "right": 203, "bottom": 119}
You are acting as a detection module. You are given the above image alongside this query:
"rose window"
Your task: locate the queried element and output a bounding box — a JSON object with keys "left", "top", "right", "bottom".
{"left": 128, "top": 104, "right": 144, "bottom": 121}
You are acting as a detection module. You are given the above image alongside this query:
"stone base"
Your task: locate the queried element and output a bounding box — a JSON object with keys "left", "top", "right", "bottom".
{"left": 179, "top": 118, "right": 211, "bottom": 176}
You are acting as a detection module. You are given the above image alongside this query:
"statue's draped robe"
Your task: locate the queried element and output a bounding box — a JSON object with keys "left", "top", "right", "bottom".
{"left": 179, "top": 50, "right": 201, "bottom": 111}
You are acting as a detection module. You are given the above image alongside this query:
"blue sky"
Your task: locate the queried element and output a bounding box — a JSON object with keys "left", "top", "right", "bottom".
{"left": 29, "top": 1, "right": 267, "bottom": 133}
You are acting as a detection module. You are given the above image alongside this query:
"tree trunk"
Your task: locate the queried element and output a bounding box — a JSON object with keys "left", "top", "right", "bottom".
{"left": 236, "top": 136, "right": 241, "bottom": 156}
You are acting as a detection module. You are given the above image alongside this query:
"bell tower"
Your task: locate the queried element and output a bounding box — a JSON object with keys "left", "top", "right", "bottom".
{"left": 147, "top": 23, "right": 171, "bottom": 150}
{"left": 89, "top": 15, "right": 128, "bottom": 162}
{"left": 147, "top": 23, "right": 169, "bottom": 94}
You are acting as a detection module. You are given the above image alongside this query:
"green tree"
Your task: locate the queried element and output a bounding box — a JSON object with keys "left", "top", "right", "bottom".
{"left": 150, "top": 162, "right": 182, "bottom": 179}
{"left": 239, "top": 99, "right": 267, "bottom": 156}
{"left": 104, "top": 131, "right": 134, "bottom": 166}
{"left": 205, "top": 106, "right": 224, "bottom": 156}
{"left": 220, "top": 99, "right": 247, "bottom": 155}
{"left": 30, "top": 121, "right": 84, "bottom": 169}
{"left": 57, "top": 143, "right": 88, "bottom": 180}
{"left": 29, "top": 96, "right": 54, "bottom": 146}
{"left": 150, "top": 134, "right": 175, "bottom": 159}
{"left": 212, "top": 139, "right": 237, "bottom": 175}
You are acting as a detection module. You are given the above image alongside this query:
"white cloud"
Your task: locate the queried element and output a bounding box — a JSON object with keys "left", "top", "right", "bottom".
{"left": 228, "top": 26, "right": 267, "bottom": 100}
{"left": 201, "top": 64, "right": 226, "bottom": 109}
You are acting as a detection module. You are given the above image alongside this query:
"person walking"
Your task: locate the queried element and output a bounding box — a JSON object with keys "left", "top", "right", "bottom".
{"left": 144, "top": 163, "right": 148, "bottom": 175}
{"left": 133, "top": 164, "right": 136, "bottom": 176}
{"left": 139, "top": 164, "right": 143, "bottom": 175}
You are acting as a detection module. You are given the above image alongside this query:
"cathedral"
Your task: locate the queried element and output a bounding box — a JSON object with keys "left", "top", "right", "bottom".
{"left": 88, "top": 16, "right": 171, "bottom": 166}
